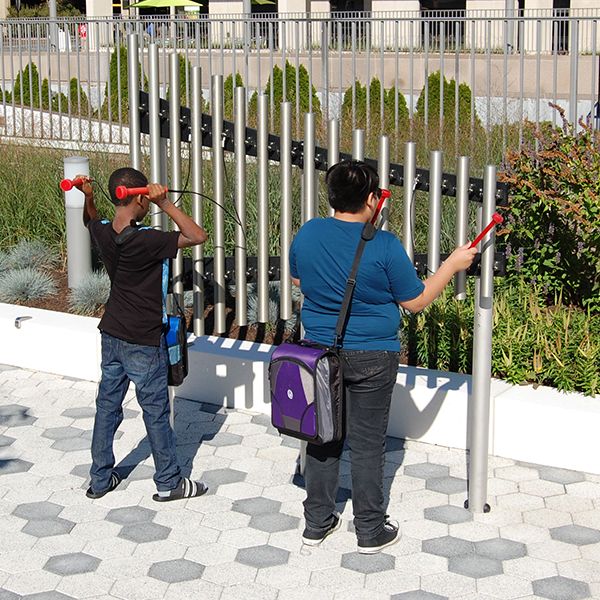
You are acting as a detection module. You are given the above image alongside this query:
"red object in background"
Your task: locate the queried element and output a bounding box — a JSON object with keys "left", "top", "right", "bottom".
{"left": 78, "top": 23, "right": 87, "bottom": 39}
{"left": 60, "top": 177, "right": 85, "bottom": 192}
{"left": 371, "top": 188, "right": 391, "bottom": 225}
{"left": 115, "top": 185, "right": 168, "bottom": 201}
{"left": 470, "top": 212, "right": 504, "bottom": 248}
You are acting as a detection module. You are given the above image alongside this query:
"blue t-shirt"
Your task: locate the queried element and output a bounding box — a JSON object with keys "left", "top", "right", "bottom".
{"left": 290, "top": 217, "right": 425, "bottom": 351}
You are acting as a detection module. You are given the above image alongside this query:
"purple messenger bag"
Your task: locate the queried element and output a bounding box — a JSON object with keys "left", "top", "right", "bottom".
{"left": 269, "top": 340, "right": 343, "bottom": 445}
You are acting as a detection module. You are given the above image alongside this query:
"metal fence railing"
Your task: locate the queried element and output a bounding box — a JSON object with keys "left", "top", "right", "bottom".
{"left": 1, "top": 10, "right": 599, "bottom": 164}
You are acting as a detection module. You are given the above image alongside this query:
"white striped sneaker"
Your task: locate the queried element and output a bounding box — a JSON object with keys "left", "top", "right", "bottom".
{"left": 152, "top": 477, "right": 208, "bottom": 502}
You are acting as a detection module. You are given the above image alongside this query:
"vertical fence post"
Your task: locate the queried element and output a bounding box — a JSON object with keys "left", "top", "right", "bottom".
{"left": 280, "top": 101, "right": 293, "bottom": 322}
{"left": 467, "top": 164, "right": 497, "bottom": 514}
{"left": 191, "top": 66, "right": 205, "bottom": 337}
{"left": 149, "top": 43, "right": 163, "bottom": 231}
{"left": 63, "top": 156, "right": 91, "bottom": 289}
{"left": 235, "top": 85, "right": 248, "bottom": 327}
{"left": 212, "top": 74, "right": 226, "bottom": 334}
{"left": 169, "top": 51, "right": 184, "bottom": 310}
{"left": 257, "top": 93, "right": 270, "bottom": 323}
{"left": 403, "top": 141, "right": 417, "bottom": 262}
{"left": 454, "top": 156, "right": 470, "bottom": 300}
{"left": 427, "top": 150, "right": 442, "bottom": 274}
{"left": 327, "top": 118, "right": 339, "bottom": 217}
{"left": 303, "top": 112, "right": 316, "bottom": 223}
{"left": 378, "top": 134, "right": 390, "bottom": 230}
{"left": 569, "top": 19, "right": 579, "bottom": 128}
{"left": 352, "top": 128, "right": 365, "bottom": 161}
{"left": 128, "top": 33, "right": 141, "bottom": 171}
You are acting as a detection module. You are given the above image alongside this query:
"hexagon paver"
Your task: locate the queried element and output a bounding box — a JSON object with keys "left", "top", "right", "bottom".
{"left": 426, "top": 477, "right": 467, "bottom": 495}
{"left": 236, "top": 545, "right": 290, "bottom": 568}
{"left": 391, "top": 593, "right": 448, "bottom": 600}
{"left": 22, "top": 518, "right": 76, "bottom": 537}
{"left": 50, "top": 437, "right": 90, "bottom": 452}
{"left": 538, "top": 467, "right": 587, "bottom": 485}
{"left": 203, "top": 432, "right": 243, "bottom": 447}
{"left": 532, "top": 576, "right": 591, "bottom": 600}
{"left": 232, "top": 497, "right": 282, "bottom": 516}
{"left": 61, "top": 407, "right": 96, "bottom": 419}
{"left": 0, "top": 404, "right": 37, "bottom": 427}
{"left": 106, "top": 506, "right": 156, "bottom": 525}
{"left": 249, "top": 512, "right": 300, "bottom": 533}
{"left": 70, "top": 464, "right": 90, "bottom": 479}
{"left": 118, "top": 522, "right": 171, "bottom": 543}
{"left": 43, "top": 552, "right": 101, "bottom": 576}
{"left": 20, "top": 593, "right": 77, "bottom": 600}
{"left": 550, "top": 525, "right": 600, "bottom": 546}
{"left": 341, "top": 551, "right": 395, "bottom": 574}
{"left": 422, "top": 536, "right": 475, "bottom": 558}
{"left": 41, "top": 426, "right": 85, "bottom": 440}
{"left": 448, "top": 554, "right": 503, "bottom": 578}
{"left": 404, "top": 463, "right": 449, "bottom": 480}
{"left": 148, "top": 558, "right": 204, "bottom": 583}
{"left": 200, "top": 468, "right": 247, "bottom": 491}
{"left": 13, "top": 501, "right": 64, "bottom": 521}
{"left": 0, "top": 458, "right": 33, "bottom": 475}
{"left": 0, "top": 590, "right": 21, "bottom": 600}
{"left": 424, "top": 505, "right": 472, "bottom": 525}
{"left": 0, "top": 434, "right": 16, "bottom": 447}
{"left": 475, "top": 538, "right": 527, "bottom": 560}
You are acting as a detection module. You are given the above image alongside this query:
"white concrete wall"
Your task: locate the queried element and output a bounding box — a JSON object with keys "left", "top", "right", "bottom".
{"left": 0, "top": 0, "right": 8, "bottom": 20}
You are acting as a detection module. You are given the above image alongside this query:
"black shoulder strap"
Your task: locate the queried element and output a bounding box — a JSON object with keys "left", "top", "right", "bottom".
{"left": 333, "top": 221, "right": 376, "bottom": 348}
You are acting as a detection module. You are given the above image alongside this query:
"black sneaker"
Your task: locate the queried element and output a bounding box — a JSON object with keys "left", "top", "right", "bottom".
{"left": 302, "top": 514, "right": 342, "bottom": 546}
{"left": 357, "top": 519, "right": 400, "bottom": 554}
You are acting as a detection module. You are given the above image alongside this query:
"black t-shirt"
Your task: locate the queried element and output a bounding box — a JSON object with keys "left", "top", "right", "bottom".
{"left": 88, "top": 219, "right": 180, "bottom": 346}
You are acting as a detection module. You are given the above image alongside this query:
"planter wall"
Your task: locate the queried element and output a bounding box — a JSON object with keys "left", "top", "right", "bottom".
{"left": 1, "top": 303, "right": 598, "bottom": 475}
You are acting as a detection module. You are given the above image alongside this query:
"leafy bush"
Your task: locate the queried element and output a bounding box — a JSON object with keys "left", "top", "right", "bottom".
{"left": 223, "top": 72, "right": 244, "bottom": 121}
{"left": 67, "top": 77, "right": 91, "bottom": 116}
{"left": 2, "top": 240, "right": 59, "bottom": 271}
{"left": 12, "top": 63, "right": 43, "bottom": 107}
{"left": 0, "top": 268, "right": 57, "bottom": 303}
{"left": 242, "top": 281, "right": 300, "bottom": 331}
{"left": 401, "top": 281, "right": 600, "bottom": 396}
{"left": 68, "top": 270, "right": 110, "bottom": 315}
{"left": 8, "top": 0, "right": 81, "bottom": 17}
{"left": 500, "top": 106, "right": 600, "bottom": 311}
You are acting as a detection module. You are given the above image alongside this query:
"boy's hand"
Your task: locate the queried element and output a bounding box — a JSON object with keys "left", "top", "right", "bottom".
{"left": 446, "top": 243, "right": 478, "bottom": 273}
{"left": 147, "top": 183, "right": 168, "bottom": 206}
{"left": 73, "top": 174, "right": 93, "bottom": 197}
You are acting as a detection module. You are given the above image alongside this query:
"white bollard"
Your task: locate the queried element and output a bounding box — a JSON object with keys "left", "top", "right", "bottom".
{"left": 63, "top": 156, "right": 92, "bottom": 289}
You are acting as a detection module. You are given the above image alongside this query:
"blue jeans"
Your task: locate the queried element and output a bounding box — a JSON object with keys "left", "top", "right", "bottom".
{"left": 90, "top": 332, "right": 181, "bottom": 493}
{"left": 303, "top": 349, "right": 400, "bottom": 542}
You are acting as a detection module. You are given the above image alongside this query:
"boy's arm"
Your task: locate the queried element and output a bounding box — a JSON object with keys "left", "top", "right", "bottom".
{"left": 73, "top": 175, "right": 98, "bottom": 226}
{"left": 147, "top": 184, "right": 207, "bottom": 248}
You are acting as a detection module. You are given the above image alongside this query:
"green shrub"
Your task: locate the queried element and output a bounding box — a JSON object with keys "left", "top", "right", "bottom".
{"left": 223, "top": 72, "right": 244, "bottom": 121}
{"left": 0, "top": 268, "right": 57, "bottom": 303}
{"left": 2, "top": 240, "right": 59, "bottom": 271}
{"left": 8, "top": 0, "right": 81, "bottom": 17}
{"left": 500, "top": 106, "right": 600, "bottom": 311}
{"left": 67, "top": 77, "right": 91, "bottom": 116}
{"left": 244, "top": 281, "right": 300, "bottom": 331}
{"left": 12, "top": 63, "right": 42, "bottom": 107}
{"left": 69, "top": 270, "right": 110, "bottom": 315}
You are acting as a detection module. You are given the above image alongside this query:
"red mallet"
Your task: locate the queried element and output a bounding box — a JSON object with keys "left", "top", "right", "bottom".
{"left": 371, "top": 188, "right": 391, "bottom": 225}
{"left": 115, "top": 185, "right": 168, "bottom": 201}
{"left": 470, "top": 212, "right": 504, "bottom": 248}
{"left": 60, "top": 177, "right": 86, "bottom": 192}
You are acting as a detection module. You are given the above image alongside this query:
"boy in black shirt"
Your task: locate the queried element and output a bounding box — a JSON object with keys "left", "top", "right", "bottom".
{"left": 75, "top": 167, "right": 208, "bottom": 502}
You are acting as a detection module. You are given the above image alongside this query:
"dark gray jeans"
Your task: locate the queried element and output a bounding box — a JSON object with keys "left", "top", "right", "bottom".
{"left": 303, "top": 349, "right": 400, "bottom": 542}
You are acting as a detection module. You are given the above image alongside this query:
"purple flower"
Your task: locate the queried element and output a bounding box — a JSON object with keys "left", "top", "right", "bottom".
{"left": 505, "top": 243, "right": 512, "bottom": 259}
{"left": 555, "top": 251, "right": 561, "bottom": 264}
{"left": 531, "top": 276, "right": 537, "bottom": 285}
{"left": 515, "top": 247, "right": 524, "bottom": 271}
{"left": 534, "top": 239, "right": 540, "bottom": 251}
{"left": 577, "top": 241, "right": 584, "bottom": 257}
{"left": 548, "top": 223, "right": 555, "bottom": 237}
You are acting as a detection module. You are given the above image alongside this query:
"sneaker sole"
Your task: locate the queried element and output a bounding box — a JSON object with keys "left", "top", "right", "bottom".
{"left": 302, "top": 516, "right": 342, "bottom": 546}
{"left": 357, "top": 531, "right": 401, "bottom": 554}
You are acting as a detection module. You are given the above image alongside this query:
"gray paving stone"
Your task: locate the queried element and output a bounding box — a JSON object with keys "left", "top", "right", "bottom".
{"left": 249, "top": 512, "right": 300, "bottom": 533}
{"left": 122, "top": 408, "right": 139, "bottom": 419}
{"left": 422, "top": 536, "right": 475, "bottom": 558}
{"left": 61, "top": 407, "right": 96, "bottom": 419}
{"left": 124, "top": 464, "right": 154, "bottom": 481}
{"left": 43, "top": 552, "right": 101, "bottom": 575}
{"left": 341, "top": 551, "right": 395, "bottom": 574}
{"left": 202, "top": 432, "right": 243, "bottom": 447}
{"left": 0, "top": 590, "right": 21, "bottom": 600}
{"left": 41, "top": 427, "right": 85, "bottom": 440}
{"left": 69, "top": 464, "right": 90, "bottom": 479}
{"left": 118, "top": 522, "right": 171, "bottom": 543}
{"left": 0, "top": 404, "right": 37, "bottom": 428}
{"left": 404, "top": 463, "right": 449, "bottom": 480}
{"left": 50, "top": 437, "right": 90, "bottom": 452}
{"left": 391, "top": 593, "right": 448, "bottom": 600}
{"left": 538, "top": 466, "right": 586, "bottom": 485}
{"left": 426, "top": 476, "right": 468, "bottom": 495}
{"left": 424, "top": 505, "right": 472, "bottom": 525}
{"left": 475, "top": 538, "right": 527, "bottom": 560}
{"left": 148, "top": 558, "right": 205, "bottom": 583}
{"left": 22, "top": 518, "right": 75, "bottom": 537}
{"left": 280, "top": 436, "right": 301, "bottom": 449}
{"left": 236, "top": 545, "right": 290, "bottom": 568}
{"left": 20, "top": 594, "right": 76, "bottom": 600}
{"left": 13, "top": 501, "right": 64, "bottom": 520}
{"left": 0, "top": 458, "right": 33, "bottom": 475}
{"left": 232, "top": 497, "right": 282, "bottom": 516}
{"left": 550, "top": 524, "right": 600, "bottom": 546}
{"left": 0, "top": 434, "right": 16, "bottom": 447}
{"left": 201, "top": 468, "right": 247, "bottom": 492}
{"left": 80, "top": 429, "right": 122, "bottom": 441}
{"left": 532, "top": 575, "right": 591, "bottom": 600}
{"left": 448, "top": 554, "right": 503, "bottom": 578}
{"left": 251, "top": 414, "right": 272, "bottom": 428}
{"left": 106, "top": 505, "right": 156, "bottom": 525}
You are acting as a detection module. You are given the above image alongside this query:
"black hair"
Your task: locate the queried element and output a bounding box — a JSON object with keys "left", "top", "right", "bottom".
{"left": 325, "top": 159, "right": 379, "bottom": 214}
{"left": 108, "top": 167, "right": 148, "bottom": 206}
